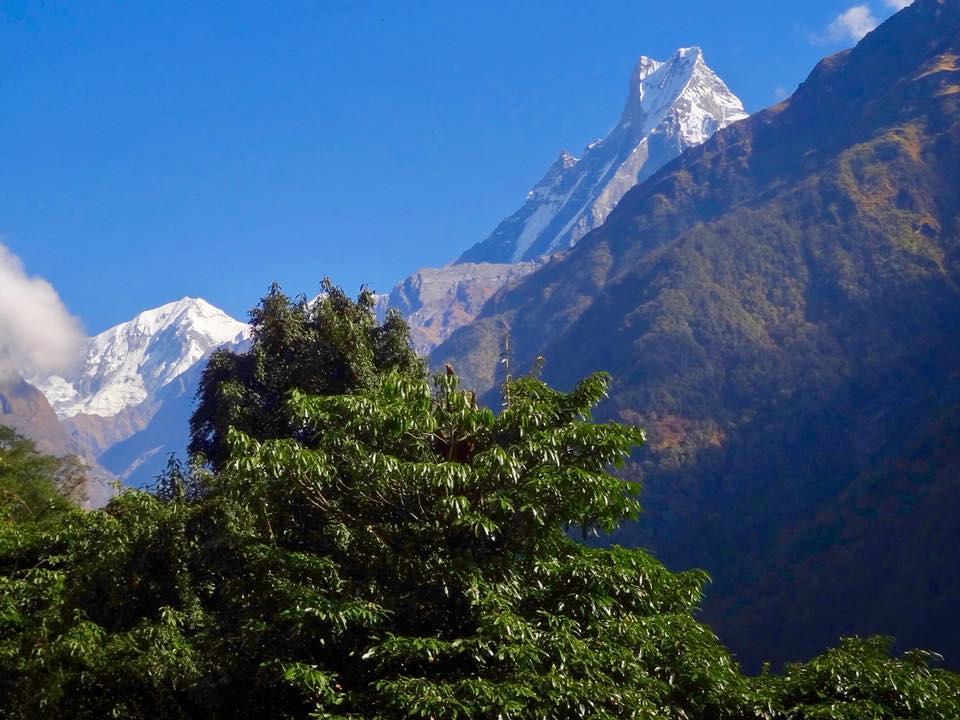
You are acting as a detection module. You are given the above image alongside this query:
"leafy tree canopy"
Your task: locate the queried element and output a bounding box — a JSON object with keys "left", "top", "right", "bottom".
{"left": 1, "top": 370, "right": 956, "bottom": 717}
{"left": 0, "top": 283, "right": 956, "bottom": 718}
{"left": 0, "top": 426, "right": 82, "bottom": 523}
{"left": 189, "top": 280, "right": 424, "bottom": 470}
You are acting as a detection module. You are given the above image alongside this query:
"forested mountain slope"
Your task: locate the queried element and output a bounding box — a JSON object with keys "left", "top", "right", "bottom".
{"left": 434, "top": 0, "right": 960, "bottom": 668}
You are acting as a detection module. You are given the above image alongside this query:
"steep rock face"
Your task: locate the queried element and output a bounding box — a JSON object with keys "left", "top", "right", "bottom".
{"left": 383, "top": 262, "right": 542, "bottom": 355}
{"left": 61, "top": 403, "right": 158, "bottom": 458}
{"left": 457, "top": 47, "right": 747, "bottom": 264}
{"left": 0, "top": 375, "right": 115, "bottom": 507}
{"left": 435, "top": 0, "right": 960, "bottom": 668}
{"left": 0, "top": 376, "right": 77, "bottom": 459}
{"left": 37, "top": 298, "right": 249, "bottom": 456}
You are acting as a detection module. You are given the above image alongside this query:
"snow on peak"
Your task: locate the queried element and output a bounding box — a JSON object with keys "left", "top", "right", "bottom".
{"left": 630, "top": 47, "right": 702, "bottom": 88}
{"left": 622, "top": 45, "right": 743, "bottom": 145}
{"left": 457, "top": 48, "right": 748, "bottom": 265}
{"left": 558, "top": 150, "right": 579, "bottom": 168}
{"left": 633, "top": 55, "right": 663, "bottom": 83}
{"left": 37, "top": 298, "right": 250, "bottom": 418}
{"left": 525, "top": 150, "right": 582, "bottom": 201}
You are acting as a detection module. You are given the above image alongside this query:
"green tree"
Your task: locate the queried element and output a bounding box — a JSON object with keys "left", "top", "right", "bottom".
{"left": 0, "top": 426, "right": 82, "bottom": 523}
{"left": 0, "top": 284, "right": 957, "bottom": 718}
{"left": 754, "top": 636, "right": 960, "bottom": 718}
{"left": 189, "top": 280, "right": 424, "bottom": 470}
{"left": 0, "top": 370, "right": 758, "bottom": 718}
{"left": 200, "top": 370, "right": 755, "bottom": 718}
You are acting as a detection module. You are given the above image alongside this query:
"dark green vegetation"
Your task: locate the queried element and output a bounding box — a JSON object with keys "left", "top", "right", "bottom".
{"left": 190, "top": 280, "right": 423, "bottom": 470}
{"left": 0, "top": 377, "right": 115, "bottom": 507}
{"left": 0, "top": 286, "right": 958, "bottom": 717}
{"left": 0, "top": 426, "right": 84, "bottom": 522}
{"left": 434, "top": 0, "right": 960, "bottom": 669}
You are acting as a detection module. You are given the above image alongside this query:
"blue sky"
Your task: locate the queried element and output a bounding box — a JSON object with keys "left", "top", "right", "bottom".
{"left": 0, "top": 0, "right": 910, "bottom": 333}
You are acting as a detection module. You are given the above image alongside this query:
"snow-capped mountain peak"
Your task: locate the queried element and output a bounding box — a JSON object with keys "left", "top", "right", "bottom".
{"left": 38, "top": 297, "right": 250, "bottom": 419}
{"left": 625, "top": 46, "right": 745, "bottom": 147}
{"left": 457, "top": 48, "right": 747, "bottom": 264}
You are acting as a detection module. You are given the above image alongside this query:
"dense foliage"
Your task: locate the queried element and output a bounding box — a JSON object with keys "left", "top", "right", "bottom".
{"left": 0, "top": 426, "right": 84, "bottom": 523}
{"left": 1, "top": 283, "right": 957, "bottom": 717}
{"left": 190, "top": 280, "right": 424, "bottom": 470}
{"left": 0, "top": 368, "right": 957, "bottom": 717}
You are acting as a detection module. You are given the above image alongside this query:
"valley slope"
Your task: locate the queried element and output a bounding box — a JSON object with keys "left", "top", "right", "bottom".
{"left": 434, "top": 0, "right": 960, "bottom": 669}
{"left": 0, "top": 375, "right": 115, "bottom": 507}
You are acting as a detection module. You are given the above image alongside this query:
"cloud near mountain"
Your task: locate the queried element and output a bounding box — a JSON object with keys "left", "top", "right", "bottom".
{"left": 0, "top": 243, "right": 84, "bottom": 380}
{"left": 824, "top": 6, "right": 880, "bottom": 44}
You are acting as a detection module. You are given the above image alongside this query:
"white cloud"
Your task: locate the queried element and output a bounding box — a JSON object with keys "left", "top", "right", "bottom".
{"left": 884, "top": 0, "right": 912, "bottom": 10}
{"left": 0, "top": 242, "right": 84, "bottom": 380}
{"left": 824, "top": 5, "right": 880, "bottom": 43}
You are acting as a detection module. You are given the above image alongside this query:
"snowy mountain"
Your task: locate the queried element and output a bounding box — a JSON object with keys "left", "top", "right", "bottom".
{"left": 33, "top": 298, "right": 250, "bottom": 478}
{"left": 376, "top": 48, "right": 746, "bottom": 354}
{"left": 457, "top": 47, "right": 747, "bottom": 264}
{"left": 24, "top": 48, "right": 745, "bottom": 478}
{"left": 39, "top": 298, "right": 249, "bottom": 420}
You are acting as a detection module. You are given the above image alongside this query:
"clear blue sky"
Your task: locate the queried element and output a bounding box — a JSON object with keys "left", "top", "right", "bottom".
{"left": 0, "top": 0, "right": 907, "bottom": 333}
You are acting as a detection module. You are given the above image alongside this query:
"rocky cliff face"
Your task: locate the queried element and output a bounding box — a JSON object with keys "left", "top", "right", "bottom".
{"left": 434, "top": 0, "right": 960, "bottom": 668}
{"left": 0, "top": 375, "right": 114, "bottom": 507}
{"left": 0, "top": 375, "right": 76, "bottom": 459}
{"left": 383, "top": 262, "right": 543, "bottom": 355}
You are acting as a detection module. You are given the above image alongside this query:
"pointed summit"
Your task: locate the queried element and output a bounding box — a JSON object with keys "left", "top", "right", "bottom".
{"left": 457, "top": 48, "right": 747, "bottom": 264}
{"left": 626, "top": 47, "right": 703, "bottom": 98}
{"left": 621, "top": 47, "right": 710, "bottom": 130}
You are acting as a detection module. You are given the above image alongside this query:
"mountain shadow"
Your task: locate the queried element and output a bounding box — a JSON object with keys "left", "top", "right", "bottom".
{"left": 433, "top": 0, "right": 960, "bottom": 670}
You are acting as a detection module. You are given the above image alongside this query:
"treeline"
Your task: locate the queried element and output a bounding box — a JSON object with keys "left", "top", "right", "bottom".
{"left": 0, "top": 284, "right": 957, "bottom": 718}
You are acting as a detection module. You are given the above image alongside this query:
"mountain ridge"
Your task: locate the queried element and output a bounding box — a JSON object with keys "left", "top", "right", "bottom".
{"left": 457, "top": 47, "right": 747, "bottom": 264}
{"left": 380, "top": 48, "right": 747, "bottom": 355}
{"left": 380, "top": 261, "right": 544, "bottom": 355}
{"left": 433, "top": 0, "right": 960, "bottom": 668}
